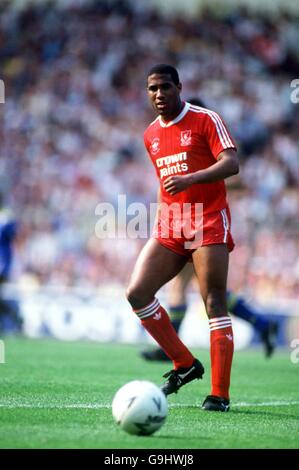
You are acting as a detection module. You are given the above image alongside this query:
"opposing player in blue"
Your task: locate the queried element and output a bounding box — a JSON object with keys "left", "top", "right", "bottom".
{"left": 0, "top": 191, "right": 21, "bottom": 333}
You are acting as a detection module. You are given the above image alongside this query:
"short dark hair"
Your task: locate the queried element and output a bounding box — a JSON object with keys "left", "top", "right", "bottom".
{"left": 147, "top": 64, "right": 180, "bottom": 85}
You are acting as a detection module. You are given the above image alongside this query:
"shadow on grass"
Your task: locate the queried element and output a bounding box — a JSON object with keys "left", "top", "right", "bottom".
{"left": 171, "top": 404, "right": 299, "bottom": 421}
{"left": 231, "top": 409, "right": 299, "bottom": 420}
{"left": 156, "top": 434, "right": 213, "bottom": 443}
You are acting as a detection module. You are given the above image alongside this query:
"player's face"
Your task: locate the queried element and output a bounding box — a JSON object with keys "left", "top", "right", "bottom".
{"left": 147, "top": 74, "right": 182, "bottom": 121}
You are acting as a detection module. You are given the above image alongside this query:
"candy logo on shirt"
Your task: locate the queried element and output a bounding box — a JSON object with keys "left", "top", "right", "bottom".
{"left": 150, "top": 137, "right": 160, "bottom": 155}
{"left": 180, "top": 130, "right": 192, "bottom": 146}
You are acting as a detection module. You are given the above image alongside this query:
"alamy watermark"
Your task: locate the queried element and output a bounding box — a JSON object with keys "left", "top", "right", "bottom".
{"left": 95, "top": 195, "right": 204, "bottom": 249}
{"left": 290, "top": 338, "right": 299, "bottom": 364}
{"left": 0, "top": 79, "right": 5, "bottom": 104}
{"left": 0, "top": 340, "right": 5, "bottom": 364}
{"left": 290, "top": 79, "right": 299, "bottom": 104}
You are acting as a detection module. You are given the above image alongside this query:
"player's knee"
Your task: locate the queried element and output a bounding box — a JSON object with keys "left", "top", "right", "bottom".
{"left": 126, "top": 285, "right": 147, "bottom": 309}
{"left": 126, "top": 285, "right": 136, "bottom": 305}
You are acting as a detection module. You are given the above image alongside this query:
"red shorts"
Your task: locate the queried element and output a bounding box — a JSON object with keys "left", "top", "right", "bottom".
{"left": 153, "top": 206, "right": 235, "bottom": 257}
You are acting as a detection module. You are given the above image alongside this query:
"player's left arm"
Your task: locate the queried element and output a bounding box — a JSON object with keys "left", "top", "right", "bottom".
{"left": 190, "top": 148, "right": 239, "bottom": 183}
{"left": 163, "top": 149, "right": 238, "bottom": 195}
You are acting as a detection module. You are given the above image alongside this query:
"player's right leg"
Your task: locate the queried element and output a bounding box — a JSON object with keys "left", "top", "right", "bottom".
{"left": 127, "top": 238, "right": 187, "bottom": 309}
{"left": 141, "top": 263, "right": 194, "bottom": 361}
{"left": 126, "top": 239, "right": 204, "bottom": 393}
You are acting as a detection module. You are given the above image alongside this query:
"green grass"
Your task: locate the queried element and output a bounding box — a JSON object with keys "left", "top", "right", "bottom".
{"left": 0, "top": 338, "right": 298, "bottom": 449}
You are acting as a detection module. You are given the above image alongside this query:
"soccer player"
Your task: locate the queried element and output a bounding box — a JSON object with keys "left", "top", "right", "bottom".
{"left": 0, "top": 191, "right": 21, "bottom": 333}
{"left": 126, "top": 64, "right": 239, "bottom": 412}
{"left": 141, "top": 98, "right": 279, "bottom": 362}
{"left": 141, "top": 263, "right": 279, "bottom": 362}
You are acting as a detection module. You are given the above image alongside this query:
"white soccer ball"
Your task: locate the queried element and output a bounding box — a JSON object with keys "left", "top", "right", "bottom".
{"left": 112, "top": 380, "right": 168, "bottom": 436}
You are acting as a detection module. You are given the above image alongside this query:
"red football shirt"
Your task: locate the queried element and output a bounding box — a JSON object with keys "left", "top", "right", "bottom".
{"left": 144, "top": 101, "right": 237, "bottom": 215}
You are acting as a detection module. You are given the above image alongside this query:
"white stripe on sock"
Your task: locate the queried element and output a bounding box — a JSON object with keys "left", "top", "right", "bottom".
{"left": 209, "top": 320, "right": 232, "bottom": 327}
{"left": 135, "top": 299, "right": 160, "bottom": 319}
{"left": 209, "top": 316, "right": 232, "bottom": 331}
{"left": 209, "top": 318, "right": 232, "bottom": 328}
{"left": 134, "top": 298, "right": 159, "bottom": 315}
{"left": 210, "top": 323, "right": 232, "bottom": 331}
{"left": 210, "top": 319, "right": 232, "bottom": 324}
{"left": 138, "top": 306, "right": 160, "bottom": 320}
{"left": 209, "top": 316, "right": 231, "bottom": 324}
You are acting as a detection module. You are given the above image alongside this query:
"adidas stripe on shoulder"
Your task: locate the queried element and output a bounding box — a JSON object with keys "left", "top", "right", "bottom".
{"left": 188, "top": 104, "right": 235, "bottom": 149}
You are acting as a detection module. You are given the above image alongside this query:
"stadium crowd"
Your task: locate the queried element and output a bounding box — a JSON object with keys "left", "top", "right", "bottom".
{"left": 0, "top": 0, "right": 298, "bottom": 303}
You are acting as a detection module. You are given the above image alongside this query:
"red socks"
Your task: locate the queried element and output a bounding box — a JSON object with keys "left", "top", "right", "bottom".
{"left": 134, "top": 301, "right": 233, "bottom": 398}
{"left": 134, "top": 298, "right": 194, "bottom": 370}
{"left": 209, "top": 316, "right": 234, "bottom": 399}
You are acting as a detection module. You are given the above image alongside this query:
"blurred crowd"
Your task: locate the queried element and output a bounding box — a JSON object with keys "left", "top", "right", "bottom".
{"left": 0, "top": 0, "right": 299, "bottom": 302}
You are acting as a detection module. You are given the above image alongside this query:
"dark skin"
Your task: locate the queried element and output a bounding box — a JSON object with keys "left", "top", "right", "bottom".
{"left": 147, "top": 73, "right": 239, "bottom": 196}
{"left": 147, "top": 73, "right": 183, "bottom": 122}
{"left": 127, "top": 72, "right": 239, "bottom": 321}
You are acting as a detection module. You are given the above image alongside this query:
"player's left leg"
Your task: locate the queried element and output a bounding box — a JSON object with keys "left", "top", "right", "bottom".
{"left": 192, "top": 244, "right": 232, "bottom": 412}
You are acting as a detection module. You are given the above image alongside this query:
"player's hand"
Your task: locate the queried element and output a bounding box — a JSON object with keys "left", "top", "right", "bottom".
{"left": 163, "top": 174, "right": 193, "bottom": 195}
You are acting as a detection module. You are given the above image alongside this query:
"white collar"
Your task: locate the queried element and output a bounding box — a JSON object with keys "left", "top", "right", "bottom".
{"left": 159, "top": 102, "right": 190, "bottom": 128}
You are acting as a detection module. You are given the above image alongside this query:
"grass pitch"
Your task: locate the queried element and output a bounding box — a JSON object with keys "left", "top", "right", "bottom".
{"left": 0, "top": 338, "right": 298, "bottom": 449}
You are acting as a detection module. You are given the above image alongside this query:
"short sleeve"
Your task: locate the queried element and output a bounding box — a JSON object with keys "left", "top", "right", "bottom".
{"left": 203, "top": 111, "right": 237, "bottom": 159}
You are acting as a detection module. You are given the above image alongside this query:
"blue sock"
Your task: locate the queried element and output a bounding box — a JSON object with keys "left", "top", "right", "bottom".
{"left": 227, "top": 291, "right": 269, "bottom": 333}
{"left": 168, "top": 304, "right": 187, "bottom": 333}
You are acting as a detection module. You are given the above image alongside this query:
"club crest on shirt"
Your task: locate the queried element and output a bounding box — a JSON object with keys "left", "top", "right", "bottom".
{"left": 180, "top": 130, "right": 192, "bottom": 146}
{"left": 150, "top": 137, "right": 160, "bottom": 155}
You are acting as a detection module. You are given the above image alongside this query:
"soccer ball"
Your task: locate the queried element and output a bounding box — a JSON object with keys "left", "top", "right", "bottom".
{"left": 112, "top": 380, "right": 168, "bottom": 436}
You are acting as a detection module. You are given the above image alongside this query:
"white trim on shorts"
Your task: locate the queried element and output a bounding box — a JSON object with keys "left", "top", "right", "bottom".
{"left": 220, "top": 208, "right": 229, "bottom": 243}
